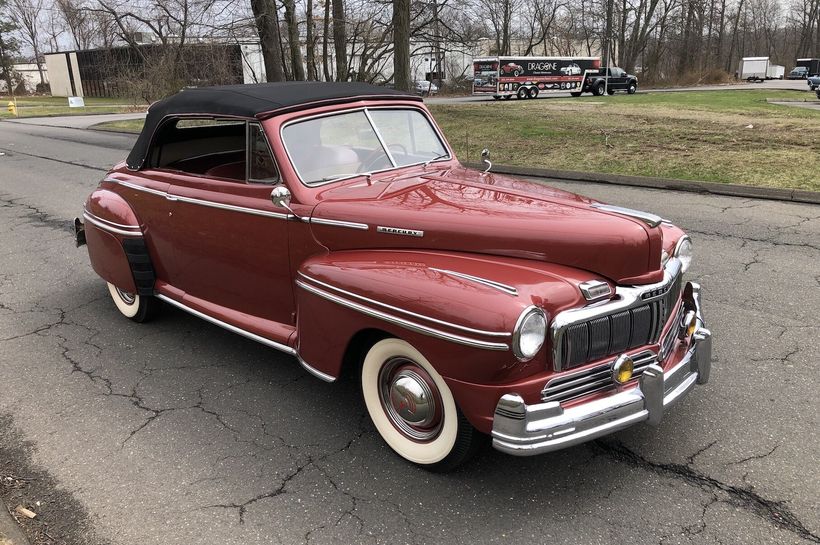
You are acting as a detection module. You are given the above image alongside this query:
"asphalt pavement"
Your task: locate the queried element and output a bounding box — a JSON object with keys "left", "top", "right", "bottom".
{"left": 0, "top": 119, "right": 818, "bottom": 545}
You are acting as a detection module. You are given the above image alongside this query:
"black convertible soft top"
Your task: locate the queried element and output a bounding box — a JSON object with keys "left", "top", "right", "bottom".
{"left": 126, "top": 82, "right": 420, "bottom": 170}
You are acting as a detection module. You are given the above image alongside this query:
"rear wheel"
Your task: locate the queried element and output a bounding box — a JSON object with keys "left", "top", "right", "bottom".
{"left": 361, "top": 338, "right": 480, "bottom": 471}
{"left": 529, "top": 88, "right": 539, "bottom": 99}
{"left": 107, "top": 282, "right": 159, "bottom": 322}
{"left": 594, "top": 82, "right": 606, "bottom": 96}
{"left": 517, "top": 87, "right": 529, "bottom": 99}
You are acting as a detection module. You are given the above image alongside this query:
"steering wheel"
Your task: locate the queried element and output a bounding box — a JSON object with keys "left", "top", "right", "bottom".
{"left": 360, "top": 143, "right": 408, "bottom": 171}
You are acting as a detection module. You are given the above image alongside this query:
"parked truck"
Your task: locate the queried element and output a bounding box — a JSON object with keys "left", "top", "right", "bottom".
{"left": 473, "top": 56, "right": 601, "bottom": 99}
{"left": 737, "top": 57, "right": 785, "bottom": 81}
{"left": 792, "top": 58, "right": 820, "bottom": 78}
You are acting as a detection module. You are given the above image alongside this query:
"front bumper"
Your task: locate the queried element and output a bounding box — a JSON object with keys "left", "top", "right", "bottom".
{"left": 492, "top": 282, "right": 712, "bottom": 456}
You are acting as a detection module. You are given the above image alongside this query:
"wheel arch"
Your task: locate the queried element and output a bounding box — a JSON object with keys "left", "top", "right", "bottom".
{"left": 82, "top": 188, "right": 156, "bottom": 295}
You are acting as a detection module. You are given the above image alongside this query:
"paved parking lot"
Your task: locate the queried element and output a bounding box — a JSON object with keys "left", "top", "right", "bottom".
{"left": 0, "top": 119, "right": 818, "bottom": 545}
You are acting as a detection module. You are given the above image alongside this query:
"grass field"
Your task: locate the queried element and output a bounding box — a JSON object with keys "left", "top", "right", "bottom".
{"left": 430, "top": 89, "right": 820, "bottom": 191}
{"left": 90, "top": 89, "right": 820, "bottom": 191}
{"left": 0, "top": 95, "right": 143, "bottom": 118}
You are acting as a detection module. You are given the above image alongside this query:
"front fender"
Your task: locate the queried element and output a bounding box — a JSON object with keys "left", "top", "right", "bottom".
{"left": 294, "top": 249, "right": 590, "bottom": 386}
{"left": 82, "top": 189, "right": 154, "bottom": 295}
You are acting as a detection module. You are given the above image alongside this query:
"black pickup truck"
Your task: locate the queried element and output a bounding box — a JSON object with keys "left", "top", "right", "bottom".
{"left": 572, "top": 67, "right": 638, "bottom": 96}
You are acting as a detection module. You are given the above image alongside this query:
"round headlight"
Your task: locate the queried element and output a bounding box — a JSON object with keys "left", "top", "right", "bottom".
{"left": 513, "top": 307, "right": 547, "bottom": 361}
{"left": 674, "top": 236, "right": 693, "bottom": 273}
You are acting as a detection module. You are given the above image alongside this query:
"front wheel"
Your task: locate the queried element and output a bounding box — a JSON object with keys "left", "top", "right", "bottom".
{"left": 628, "top": 82, "right": 637, "bottom": 94}
{"left": 107, "top": 282, "right": 159, "bottom": 322}
{"left": 361, "top": 338, "right": 480, "bottom": 471}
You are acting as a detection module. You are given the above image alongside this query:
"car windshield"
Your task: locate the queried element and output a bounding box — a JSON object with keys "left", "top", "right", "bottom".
{"left": 281, "top": 108, "right": 450, "bottom": 185}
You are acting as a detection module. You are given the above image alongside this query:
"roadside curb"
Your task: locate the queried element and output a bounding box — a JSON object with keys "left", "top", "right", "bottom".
{"left": 464, "top": 162, "right": 820, "bottom": 205}
{"left": 0, "top": 504, "right": 30, "bottom": 545}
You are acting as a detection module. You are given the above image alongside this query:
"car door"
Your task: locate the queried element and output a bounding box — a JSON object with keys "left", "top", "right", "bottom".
{"left": 612, "top": 68, "right": 628, "bottom": 89}
{"left": 150, "top": 118, "right": 295, "bottom": 328}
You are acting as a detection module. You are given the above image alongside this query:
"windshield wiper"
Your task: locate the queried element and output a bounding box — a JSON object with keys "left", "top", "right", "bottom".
{"left": 319, "top": 172, "right": 371, "bottom": 182}
{"left": 424, "top": 153, "right": 450, "bottom": 166}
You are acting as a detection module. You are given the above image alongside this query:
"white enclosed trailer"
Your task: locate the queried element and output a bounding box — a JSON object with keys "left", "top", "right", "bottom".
{"left": 737, "top": 57, "right": 782, "bottom": 81}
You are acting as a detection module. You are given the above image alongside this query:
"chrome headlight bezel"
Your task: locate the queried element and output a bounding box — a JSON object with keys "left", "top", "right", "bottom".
{"left": 674, "top": 235, "right": 693, "bottom": 273}
{"left": 512, "top": 306, "right": 547, "bottom": 362}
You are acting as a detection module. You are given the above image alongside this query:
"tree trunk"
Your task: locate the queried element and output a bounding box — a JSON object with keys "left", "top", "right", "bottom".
{"left": 322, "top": 0, "right": 331, "bottom": 80}
{"left": 392, "top": 0, "right": 411, "bottom": 91}
{"left": 332, "top": 0, "right": 347, "bottom": 80}
{"left": 250, "top": 0, "right": 286, "bottom": 81}
{"left": 306, "top": 0, "right": 318, "bottom": 80}
{"left": 282, "top": 0, "right": 306, "bottom": 80}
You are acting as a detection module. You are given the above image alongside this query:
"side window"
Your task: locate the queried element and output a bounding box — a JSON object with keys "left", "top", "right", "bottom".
{"left": 247, "top": 123, "right": 279, "bottom": 184}
{"left": 149, "top": 118, "right": 247, "bottom": 181}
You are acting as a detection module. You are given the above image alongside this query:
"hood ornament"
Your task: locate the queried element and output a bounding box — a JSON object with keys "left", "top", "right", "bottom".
{"left": 481, "top": 148, "right": 492, "bottom": 174}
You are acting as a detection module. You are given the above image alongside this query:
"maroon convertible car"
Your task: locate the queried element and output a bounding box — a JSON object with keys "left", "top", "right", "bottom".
{"left": 76, "top": 82, "right": 712, "bottom": 470}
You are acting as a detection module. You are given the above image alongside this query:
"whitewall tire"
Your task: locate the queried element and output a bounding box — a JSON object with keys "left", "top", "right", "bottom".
{"left": 106, "top": 282, "right": 158, "bottom": 322}
{"left": 361, "top": 338, "right": 480, "bottom": 470}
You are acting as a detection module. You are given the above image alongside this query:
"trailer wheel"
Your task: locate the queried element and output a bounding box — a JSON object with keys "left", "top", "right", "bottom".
{"left": 503, "top": 95, "right": 512, "bottom": 100}
{"left": 517, "top": 88, "right": 529, "bottom": 99}
{"left": 529, "top": 88, "right": 539, "bottom": 99}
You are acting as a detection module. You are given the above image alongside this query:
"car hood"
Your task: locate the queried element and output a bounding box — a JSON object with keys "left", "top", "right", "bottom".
{"left": 309, "top": 165, "right": 664, "bottom": 284}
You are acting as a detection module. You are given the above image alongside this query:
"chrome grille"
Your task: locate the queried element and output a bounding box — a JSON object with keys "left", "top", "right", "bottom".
{"left": 559, "top": 267, "right": 683, "bottom": 370}
{"left": 659, "top": 303, "right": 684, "bottom": 362}
{"left": 542, "top": 350, "right": 658, "bottom": 403}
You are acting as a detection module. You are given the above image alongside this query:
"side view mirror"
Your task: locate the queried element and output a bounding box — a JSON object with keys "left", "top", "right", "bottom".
{"left": 481, "top": 148, "right": 492, "bottom": 173}
{"left": 270, "top": 185, "right": 292, "bottom": 208}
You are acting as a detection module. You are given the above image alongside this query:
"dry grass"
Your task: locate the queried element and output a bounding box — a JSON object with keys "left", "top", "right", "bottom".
{"left": 430, "top": 90, "right": 820, "bottom": 191}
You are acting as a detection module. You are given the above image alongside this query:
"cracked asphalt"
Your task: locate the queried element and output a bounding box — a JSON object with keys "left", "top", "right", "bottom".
{"left": 0, "top": 118, "right": 818, "bottom": 545}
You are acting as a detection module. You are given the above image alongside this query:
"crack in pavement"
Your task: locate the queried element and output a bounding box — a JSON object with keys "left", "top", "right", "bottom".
{"left": 729, "top": 444, "right": 780, "bottom": 466}
{"left": 594, "top": 440, "right": 820, "bottom": 543}
{"left": 0, "top": 193, "right": 75, "bottom": 234}
{"left": 0, "top": 146, "right": 108, "bottom": 172}
{"left": 686, "top": 228, "right": 820, "bottom": 253}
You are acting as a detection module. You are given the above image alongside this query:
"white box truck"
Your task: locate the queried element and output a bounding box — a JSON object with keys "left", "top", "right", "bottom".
{"left": 737, "top": 57, "right": 784, "bottom": 81}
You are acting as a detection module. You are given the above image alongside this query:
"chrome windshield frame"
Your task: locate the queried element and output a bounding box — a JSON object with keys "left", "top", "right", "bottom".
{"left": 279, "top": 105, "right": 453, "bottom": 188}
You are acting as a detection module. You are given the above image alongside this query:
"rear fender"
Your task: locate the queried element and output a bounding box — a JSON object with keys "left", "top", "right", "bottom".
{"left": 294, "top": 250, "right": 588, "bottom": 385}
{"left": 82, "top": 189, "right": 155, "bottom": 295}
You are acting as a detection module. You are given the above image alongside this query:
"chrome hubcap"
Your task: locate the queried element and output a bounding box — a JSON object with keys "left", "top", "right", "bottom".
{"left": 379, "top": 357, "right": 443, "bottom": 441}
{"left": 115, "top": 287, "right": 136, "bottom": 305}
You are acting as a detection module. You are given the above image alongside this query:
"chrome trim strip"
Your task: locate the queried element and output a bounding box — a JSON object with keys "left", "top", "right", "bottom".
{"left": 82, "top": 212, "right": 142, "bottom": 237}
{"left": 169, "top": 194, "right": 292, "bottom": 219}
{"left": 296, "top": 279, "right": 509, "bottom": 351}
{"left": 550, "top": 258, "right": 683, "bottom": 372}
{"left": 309, "top": 217, "right": 369, "bottom": 230}
{"left": 363, "top": 108, "right": 397, "bottom": 168}
{"left": 430, "top": 268, "right": 518, "bottom": 296}
{"left": 376, "top": 226, "right": 424, "bottom": 237}
{"left": 156, "top": 294, "right": 296, "bottom": 355}
{"left": 297, "top": 272, "right": 510, "bottom": 338}
{"left": 107, "top": 177, "right": 292, "bottom": 220}
{"left": 296, "top": 353, "right": 336, "bottom": 382}
{"left": 106, "top": 177, "right": 167, "bottom": 198}
{"left": 590, "top": 203, "right": 662, "bottom": 228}
{"left": 82, "top": 208, "right": 141, "bottom": 231}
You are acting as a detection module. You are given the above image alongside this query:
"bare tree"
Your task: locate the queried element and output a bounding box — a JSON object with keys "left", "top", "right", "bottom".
{"left": 10, "top": 0, "right": 46, "bottom": 85}
{"left": 332, "top": 0, "right": 347, "bottom": 80}
{"left": 393, "top": 0, "right": 411, "bottom": 89}
{"left": 250, "top": 0, "right": 286, "bottom": 80}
